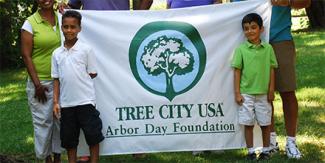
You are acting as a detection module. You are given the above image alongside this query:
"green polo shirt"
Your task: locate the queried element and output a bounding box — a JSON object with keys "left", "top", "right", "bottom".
{"left": 27, "top": 10, "right": 61, "bottom": 80}
{"left": 231, "top": 41, "right": 278, "bottom": 94}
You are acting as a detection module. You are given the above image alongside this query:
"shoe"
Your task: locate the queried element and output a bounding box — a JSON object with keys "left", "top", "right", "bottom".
{"left": 259, "top": 151, "right": 270, "bottom": 160}
{"left": 270, "top": 142, "right": 279, "bottom": 153}
{"left": 192, "top": 151, "right": 204, "bottom": 156}
{"left": 246, "top": 152, "right": 257, "bottom": 161}
{"left": 286, "top": 141, "right": 302, "bottom": 159}
{"left": 270, "top": 133, "right": 279, "bottom": 153}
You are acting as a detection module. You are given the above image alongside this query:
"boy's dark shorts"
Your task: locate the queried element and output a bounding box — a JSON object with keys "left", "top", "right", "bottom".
{"left": 60, "top": 104, "right": 104, "bottom": 149}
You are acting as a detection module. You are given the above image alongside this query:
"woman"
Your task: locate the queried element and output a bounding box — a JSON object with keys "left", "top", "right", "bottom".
{"left": 21, "top": 0, "right": 61, "bottom": 162}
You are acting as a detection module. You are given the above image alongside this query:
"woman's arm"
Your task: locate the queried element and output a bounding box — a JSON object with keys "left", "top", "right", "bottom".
{"left": 21, "top": 30, "right": 48, "bottom": 103}
{"left": 271, "top": 0, "right": 311, "bottom": 9}
{"left": 137, "top": 0, "right": 153, "bottom": 10}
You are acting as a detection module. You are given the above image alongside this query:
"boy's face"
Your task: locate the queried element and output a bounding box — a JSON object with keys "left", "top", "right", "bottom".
{"left": 243, "top": 22, "right": 264, "bottom": 44}
{"left": 61, "top": 17, "right": 81, "bottom": 41}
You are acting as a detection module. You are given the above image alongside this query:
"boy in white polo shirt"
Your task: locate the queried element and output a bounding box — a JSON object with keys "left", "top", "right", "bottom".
{"left": 51, "top": 10, "right": 104, "bottom": 163}
{"left": 231, "top": 13, "right": 278, "bottom": 161}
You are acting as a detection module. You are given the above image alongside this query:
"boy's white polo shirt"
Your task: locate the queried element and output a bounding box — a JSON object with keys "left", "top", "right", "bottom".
{"left": 51, "top": 40, "right": 97, "bottom": 108}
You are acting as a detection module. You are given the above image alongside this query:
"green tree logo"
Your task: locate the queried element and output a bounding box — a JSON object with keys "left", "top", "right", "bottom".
{"left": 129, "top": 21, "right": 206, "bottom": 101}
{"left": 141, "top": 36, "right": 194, "bottom": 99}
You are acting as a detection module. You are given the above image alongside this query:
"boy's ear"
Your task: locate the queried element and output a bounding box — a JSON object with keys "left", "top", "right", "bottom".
{"left": 260, "top": 26, "right": 265, "bottom": 33}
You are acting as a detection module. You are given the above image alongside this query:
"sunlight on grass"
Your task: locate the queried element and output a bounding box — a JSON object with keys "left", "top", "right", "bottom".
{"left": 26, "top": 136, "right": 34, "bottom": 145}
{"left": 276, "top": 135, "right": 325, "bottom": 162}
{"left": 297, "top": 87, "right": 325, "bottom": 106}
{"left": 304, "top": 39, "right": 325, "bottom": 47}
{"left": 0, "top": 84, "right": 25, "bottom": 103}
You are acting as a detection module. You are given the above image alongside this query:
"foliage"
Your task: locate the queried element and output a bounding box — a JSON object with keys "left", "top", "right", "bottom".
{"left": 0, "top": 0, "right": 36, "bottom": 69}
{"left": 291, "top": 9, "right": 307, "bottom": 17}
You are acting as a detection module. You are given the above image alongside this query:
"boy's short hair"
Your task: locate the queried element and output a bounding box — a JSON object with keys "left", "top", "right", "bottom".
{"left": 62, "top": 10, "right": 82, "bottom": 25}
{"left": 241, "top": 13, "right": 263, "bottom": 29}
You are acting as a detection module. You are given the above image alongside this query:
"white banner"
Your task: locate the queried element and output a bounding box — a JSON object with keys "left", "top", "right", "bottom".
{"left": 74, "top": 0, "right": 272, "bottom": 155}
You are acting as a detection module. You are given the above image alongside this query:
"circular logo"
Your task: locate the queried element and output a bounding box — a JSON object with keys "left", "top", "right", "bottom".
{"left": 129, "top": 21, "right": 206, "bottom": 101}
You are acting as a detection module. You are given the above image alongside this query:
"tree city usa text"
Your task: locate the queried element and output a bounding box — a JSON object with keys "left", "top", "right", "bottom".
{"left": 105, "top": 103, "right": 236, "bottom": 137}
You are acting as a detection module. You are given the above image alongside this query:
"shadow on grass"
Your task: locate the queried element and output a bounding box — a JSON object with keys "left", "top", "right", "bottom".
{"left": 98, "top": 143, "right": 324, "bottom": 163}
{"left": 272, "top": 105, "right": 325, "bottom": 139}
{"left": 294, "top": 30, "right": 325, "bottom": 89}
{"left": 300, "top": 142, "right": 325, "bottom": 163}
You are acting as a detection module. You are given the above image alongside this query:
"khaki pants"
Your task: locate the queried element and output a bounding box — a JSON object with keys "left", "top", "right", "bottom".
{"left": 26, "top": 80, "right": 61, "bottom": 159}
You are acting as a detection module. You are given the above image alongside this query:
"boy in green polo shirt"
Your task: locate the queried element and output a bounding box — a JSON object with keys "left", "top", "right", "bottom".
{"left": 231, "top": 13, "right": 278, "bottom": 161}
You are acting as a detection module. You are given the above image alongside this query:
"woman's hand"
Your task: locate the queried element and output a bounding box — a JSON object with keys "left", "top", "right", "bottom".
{"left": 58, "top": 2, "right": 70, "bottom": 14}
{"left": 34, "top": 84, "right": 48, "bottom": 103}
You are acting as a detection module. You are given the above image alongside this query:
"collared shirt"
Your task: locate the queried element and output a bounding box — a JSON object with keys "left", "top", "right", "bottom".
{"left": 26, "top": 10, "right": 61, "bottom": 80}
{"left": 51, "top": 40, "right": 97, "bottom": 107}
{"left": 168, "top": 0, "right": 215, "bottom": 8}
{"left": 69, "top": 0, "right": 130, "bottom": 10}
{"left": 231, "top": 41, "right": 278, "bottom": 94}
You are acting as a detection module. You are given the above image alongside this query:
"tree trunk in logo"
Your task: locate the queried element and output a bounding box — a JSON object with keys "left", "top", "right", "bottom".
{"left": 166, "top": 72, "right": 175, "bottom": 101}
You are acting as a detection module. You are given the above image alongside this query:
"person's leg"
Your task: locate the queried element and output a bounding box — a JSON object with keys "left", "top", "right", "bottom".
{"left": 238, "top": 94, "right": 256, "bottom": 159}
{"left": 244, "top": 125, "right": 256, "bottom": 160}
{"left": 89, "top": 144, "right": 100, "bottom": 163}
{"left": 26, "top": 80, "right": 58, "bottom": 160}
{"left": 254, "top": 94, "right": 272, "bottom": 160}
{"left": 272, "top": 40, "right": 301, "bottom": 159}
{"left": 281, "top": 91, "right": 302, "bottom": 158}
{"left": 270, "top": 103, "right": 276, "bottom": 133}
{"left": 260, "top": 125, "right": 270, "bottom": 148}
{"left": 268, "top": 103, "right": 278, "bottom": 152}
{"left": 67, "top": 148, "right": 78, "bottom": 163}
{"left": 53, "top": 153, "right": 61, "bottom": 163}
{"left": 259, "top": 125, "right": 271, "bottom": 160}
{"left": 60, "top": 107, "right": 80, "bottom": 162}
{"left": 52, "top": 116, "right": 62, "bottom": 160}
{"left": 79, "top": 105, "right": 104, "bottom": 162}
{"left": 45, "top": 155, "right": 52, "bottom": 163}
{"left": 280, "top": 91, "right": 298, "bottom": 137}
{"left": 245, "top": 125, "right": 254, "bottom": 149}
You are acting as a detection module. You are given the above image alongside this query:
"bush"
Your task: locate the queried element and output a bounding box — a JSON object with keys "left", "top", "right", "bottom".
{"left": 0, "top": 0, "right": 36, "bottom": 70}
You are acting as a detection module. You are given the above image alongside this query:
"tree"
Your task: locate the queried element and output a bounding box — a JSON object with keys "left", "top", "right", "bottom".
{"left": 306, "top": 0, "right": 325, "bottom": 29}
{"left": 0, "top": 0, "right": 36, "bottom": 70}
{"left": 141, "top": 35, "right": 194, "bottom": 100}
